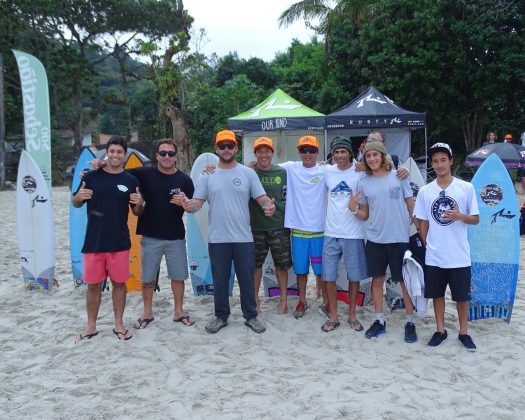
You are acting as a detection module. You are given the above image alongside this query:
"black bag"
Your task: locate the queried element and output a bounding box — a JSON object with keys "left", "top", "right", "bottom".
{"left": 520, "top": 207, "right": 525, "bottom": 235}
{"left": 409, "top": 232, "right": 426, "bottom": 267}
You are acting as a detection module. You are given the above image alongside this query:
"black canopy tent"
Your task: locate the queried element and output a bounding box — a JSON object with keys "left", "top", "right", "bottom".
{"left": 325, "top": 86, "right": 427, "bottom": 167}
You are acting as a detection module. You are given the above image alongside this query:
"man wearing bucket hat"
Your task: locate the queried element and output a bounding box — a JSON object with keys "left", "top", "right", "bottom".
{"left": 281, "top": 135, "right": 327, "bottom": 319}
{"left": 353, "top": 140, "right": 417, "bottom": 342}
{"left": 249, "top": 137, "right": 292, "bottom": 315}
{"left": 182, "top": 130, "right": 275, "bottom": 334}
{"left": 320, "top": 136, "right": 368, "bottom": 332}
{"left": 414, "top": 142, "right": 479, "bottom": 350}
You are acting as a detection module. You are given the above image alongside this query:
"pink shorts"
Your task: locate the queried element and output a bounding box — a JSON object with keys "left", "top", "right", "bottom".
{"left": 83, "top": 250, "right": 130, "bottom": 284}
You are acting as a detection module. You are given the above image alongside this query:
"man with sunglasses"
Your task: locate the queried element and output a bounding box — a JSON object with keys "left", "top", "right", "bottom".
{"left": 414, "top": 143, "right": 479, "bottom": 350}
{"left": 88, "top": 139, "right": 195, "bottom": 329}
{"left": 182, "top": 130, "right": 275, "bottom": 334}
{"left": 281, "top": 135, "right": 328, "bottom": 319}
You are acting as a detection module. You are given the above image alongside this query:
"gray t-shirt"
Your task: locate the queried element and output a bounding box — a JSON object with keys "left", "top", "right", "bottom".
{"left": 358, "top": 170, "right": 412, "bottom": 243}
{"left": 193, "top": 164, "right": 266, "bottom": 243}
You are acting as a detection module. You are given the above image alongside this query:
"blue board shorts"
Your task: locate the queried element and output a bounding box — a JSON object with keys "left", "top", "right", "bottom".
{"left": 322, "top": 237, "right": 367, "bottom": 282}
{"left": 291, "top": 230, "right": 323, "bottom": 276}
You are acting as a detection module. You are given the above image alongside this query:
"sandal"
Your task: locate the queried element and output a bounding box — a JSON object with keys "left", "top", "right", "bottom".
{"left": 321, "top": 320, "right": 340, "bottom": 332}
{"left": 348, "top": 319, "right": 364, "bottom": 331}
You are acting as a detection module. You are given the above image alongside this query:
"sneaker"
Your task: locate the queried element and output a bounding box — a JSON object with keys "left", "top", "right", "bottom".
{"left": 293, "top": 301, "right": 309, "bottom": 319}
{"left": 458, "top": 334, "right": 477, "bottom": 351}
{"left": 205, "top": 317, "right": 228, "bottom": 333}
{"left": 428, "top": 330, "right": 448, "bottom": 347}
{"left": 404, "top": 322, "right": 417, "bottom": 343}
{"left": 244, "top": 317, "right": 266, "bottom": 334}
{"left": 365, "top": 320, "right": 386, "bottom": 339}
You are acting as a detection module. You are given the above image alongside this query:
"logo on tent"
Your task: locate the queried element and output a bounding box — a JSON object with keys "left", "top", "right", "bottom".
{"left": 249, "top": 98, "right": 301, "bottom": 118}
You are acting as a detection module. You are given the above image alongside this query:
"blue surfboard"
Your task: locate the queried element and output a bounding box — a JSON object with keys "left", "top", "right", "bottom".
{"left": 186, "top": 153, "right": 235, "bottom": 296}
{"left": 468, "top": 154, "right": 519, "bottom": 323}
{"left": 69, "top": 148, "right": 96, "bottom": 287}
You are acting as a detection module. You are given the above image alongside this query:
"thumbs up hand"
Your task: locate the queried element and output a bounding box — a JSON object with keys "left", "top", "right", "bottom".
{"left": 129, "top": 186, "right": 144, "bottom": 207}
{"left": 77, "top": 181, "right": 93, "bottom": 201}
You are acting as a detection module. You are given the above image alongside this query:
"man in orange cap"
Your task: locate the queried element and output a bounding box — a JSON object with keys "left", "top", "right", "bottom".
{"left": 250, "top": 137, "right": 292, "bottom": 314}
{"left": 182, "top": 130, "right": 276, "bottom": 334}
{"left": 281, "top": 135, "right": 328, "bottom": 319}
{"left": 504, "top": 134, "right": 513, "bottom": 143}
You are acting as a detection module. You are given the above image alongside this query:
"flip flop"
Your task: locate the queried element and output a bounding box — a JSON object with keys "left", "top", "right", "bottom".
{"left": 321, "top": 320, "right": 340, "bottom": 332}
{"left": 348, "top": 319, "right": 364, "bottom": 332}
{"left": 173, "top": 315, "right": 195, "bottom": 326}
{"left": 75, "top": 331, "right": 98, "bottom": 343}
{"left": 132, "top": 317, "right": 155, "bottom": 329}
{"left": 113, "top": 328, "right": 132, "bottom": 340}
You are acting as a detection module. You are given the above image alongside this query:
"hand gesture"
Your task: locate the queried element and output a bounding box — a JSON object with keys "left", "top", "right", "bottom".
{"left": 348, "top": 192, "right": 361, "bottom": 212}
{"left": 129, "top": 187, "right": 143, "bottom": 206}
{"left": 76, "top": 181, "right": 93, "bottom": 201}
{"left": 170, "top": 190, "right": 187, "bottom": 206}
{"left": 88, "top": 158, "right": 106, "bottom": 169}
{"left": 263, "top": 198, "right": 276, "bottom": 217}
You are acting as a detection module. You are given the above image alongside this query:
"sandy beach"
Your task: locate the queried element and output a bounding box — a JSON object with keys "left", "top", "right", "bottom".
{"left": 1, "top": 186, "right": 525, "bottom": 419}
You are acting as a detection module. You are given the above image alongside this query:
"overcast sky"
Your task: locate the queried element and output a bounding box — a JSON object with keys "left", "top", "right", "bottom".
{"left": 183, "top": 0, "right": 318, "bottom": 61}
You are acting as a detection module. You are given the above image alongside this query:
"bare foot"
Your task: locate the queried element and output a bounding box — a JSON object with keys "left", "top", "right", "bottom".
{"left": 278, "top": 299, "right": 288, "bottom": 314}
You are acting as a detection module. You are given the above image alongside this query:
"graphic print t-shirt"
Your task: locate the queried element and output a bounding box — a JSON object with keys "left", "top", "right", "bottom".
{"left": 76, "top": 169, "right": 140, "bottom": 253}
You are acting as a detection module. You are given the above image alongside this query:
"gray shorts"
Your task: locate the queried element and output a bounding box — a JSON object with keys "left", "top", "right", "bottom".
{"left": 322, "top": 237, "right": 367, "bottom": 282}
{"left": 141, "top": 236, "right": 189, "bottom": 283}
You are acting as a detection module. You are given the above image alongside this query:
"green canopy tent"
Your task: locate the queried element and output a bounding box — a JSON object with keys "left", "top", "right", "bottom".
{"left": 228, "top": 89, "right": 325, "bottom": 164}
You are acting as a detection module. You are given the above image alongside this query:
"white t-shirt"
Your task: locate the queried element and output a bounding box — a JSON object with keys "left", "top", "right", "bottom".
{"left": 413, "top": 177, "right": 479, "bottom": 268}
{"left": 282, "top": 161, "right": 327, "bottom": 232}
{"left": 324, "top": 164, "right": 365, "bottom": 239}
{"left": 358, "top": 170, "right": 413, "bottom": 243}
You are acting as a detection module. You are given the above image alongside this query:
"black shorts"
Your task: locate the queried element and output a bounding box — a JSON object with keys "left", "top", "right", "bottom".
{"left": 365, "top": 241, "right": 408, "bottom": 283}
{"left": 424, "top": 265, "right": 471, "bottom": 302}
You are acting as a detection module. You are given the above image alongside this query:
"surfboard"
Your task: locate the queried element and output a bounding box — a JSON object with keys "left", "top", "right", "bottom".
{"left": 69, "top": 148, "right": 96, "bottom": 287}
{"left": 262, "top": 254, "right": 298, "bottom": 298}
{"left": 16, "top": 150, "right": 55, "bottom": 291}
{"left": 385, "top": 157, "right": 426, "bottom": 311}
{"left": 124, "top": 152, "right": 143, "bottom": 292}
{"left": 187, "top": 153, "right": 235, "bottom": 296}
{"left": 468, "top": 154, "right": 519, "bottom": 323}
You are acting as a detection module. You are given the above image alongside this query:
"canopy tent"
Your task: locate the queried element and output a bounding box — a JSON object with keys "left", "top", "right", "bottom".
{"left": 325, "top": 86, "right": 427, "bottom": 163}
{"left": 228, "top": 89, "right": 325, "bottom": 164}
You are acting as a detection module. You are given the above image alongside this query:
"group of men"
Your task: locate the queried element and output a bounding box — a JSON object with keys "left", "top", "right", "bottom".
{"left": 74, "top": 130, "right": 480, "bottom": 351}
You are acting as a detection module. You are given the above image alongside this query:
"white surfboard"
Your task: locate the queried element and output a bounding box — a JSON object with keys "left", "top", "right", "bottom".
{"left": 16, "top": 150, "right": 55, "bottom": 290}
{"left": 187, "top": 153, "right": 235, "bottom": 296}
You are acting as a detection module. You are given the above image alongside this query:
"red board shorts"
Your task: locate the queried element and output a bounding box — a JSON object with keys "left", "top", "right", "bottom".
{"left": 83, "top": 250, "right": 130, "bottom": 284}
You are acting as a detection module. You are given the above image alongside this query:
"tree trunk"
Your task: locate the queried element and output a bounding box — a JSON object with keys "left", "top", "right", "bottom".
{"left": 462, "top": 109, "right": 485, "bottom": 153}
{"left": 72, "top": 83, "right": 83, "bottom": 147}
{"left": 166, "top": 104, "right": 193, "bottom": 174}
{"left": 0, "top": 54, "right": 6, "bottom": 188}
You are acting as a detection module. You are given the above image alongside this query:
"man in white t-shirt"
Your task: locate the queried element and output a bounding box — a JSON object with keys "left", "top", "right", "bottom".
{"left": 320, "top": 137, "right": 368, "bottom": 332}
{"left": 414, "top": 142, "right": 480, "bottom": 350}
{"left": 281, "top": 135, "right": 327, "bottom": 319}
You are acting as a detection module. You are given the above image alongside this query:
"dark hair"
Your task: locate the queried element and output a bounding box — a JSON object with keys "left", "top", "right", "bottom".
{"left": 106, "top": 136, "right": 128, "bottom": 153}
{"left": 486, "top": 131, "right": 497, "bottom": 141}
{"left": 156, "top": 138, "right": 177, "bottom": 154}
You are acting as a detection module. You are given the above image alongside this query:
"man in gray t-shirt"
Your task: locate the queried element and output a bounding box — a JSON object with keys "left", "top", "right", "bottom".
{"left": 183, "top": 130, "right": 275, "bottom": 334}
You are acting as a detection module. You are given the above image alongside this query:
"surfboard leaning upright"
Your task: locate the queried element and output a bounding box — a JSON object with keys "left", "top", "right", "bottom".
{"left": 69, "top": 147, "right": 96, "bottom": 287}
{"left": 468, "top": 154, "right": 519, "bottom": 323}
{"left": 16, "top": 150, "right": 55, "bottom": 290}
{"left": 186, "top": 153, "right": 235, "bottom": 296}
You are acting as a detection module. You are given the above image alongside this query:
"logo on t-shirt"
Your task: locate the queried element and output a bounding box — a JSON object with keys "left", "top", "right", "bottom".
{"left": 480, "top": 184, "right": 503, "bottom": 206}
{"left": 431, "top": 195, "right": 458, "bottom": 226}
{"left": 309, "top": 177, "right": 321, "bottom": 184}
{"left": 330, "top": 181, "right": 351, "bottom": 198}
{"left": 117, "top": 184, "right": 129, "bottom": 192}
{"left": 233, "top": 178, "right": 241, "bottom": 186}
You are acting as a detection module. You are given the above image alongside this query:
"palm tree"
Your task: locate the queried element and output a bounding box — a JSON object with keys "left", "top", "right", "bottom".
{"left": 278, "top": 0, "right": 373, "bottom": 34}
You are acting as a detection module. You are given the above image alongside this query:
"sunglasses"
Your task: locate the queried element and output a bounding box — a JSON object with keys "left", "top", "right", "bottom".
{"left": 299, "top": 147, "right": 318, "bottom": 155}
{"left": 439, "top": 190, "right": 446, "bottom": 198}
{"left": 158, "top": 150, "right": 176, "bottom": 157}
{"left": 218, "top": 143, "right": 235, "bottom": 150}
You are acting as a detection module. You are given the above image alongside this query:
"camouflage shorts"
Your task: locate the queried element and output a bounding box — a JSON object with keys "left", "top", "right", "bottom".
{"left": 252, "top": 228, "right": 292, "bottom": 269}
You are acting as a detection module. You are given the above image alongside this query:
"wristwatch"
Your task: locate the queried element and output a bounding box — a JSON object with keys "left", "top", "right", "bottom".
{"left": 350, "top": 204, "right": 359, "bottom": 214}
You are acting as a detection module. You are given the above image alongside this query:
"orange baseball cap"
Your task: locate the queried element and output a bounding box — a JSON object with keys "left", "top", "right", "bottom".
{"left": 215, "top": 130, "right": 237, "bottom": 145}
{"left": 297, "top": 135, "right": 320, "bottom": 150}
{"left": 504, "top": 133, "right": 513, "bottom": 140}
{"left": 253, "top": 137, "right": 274, "bottom": 152}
